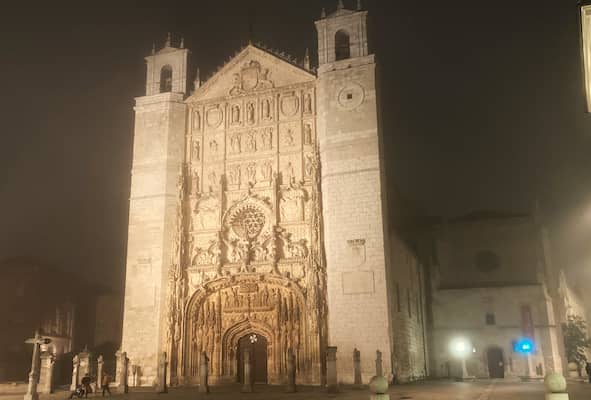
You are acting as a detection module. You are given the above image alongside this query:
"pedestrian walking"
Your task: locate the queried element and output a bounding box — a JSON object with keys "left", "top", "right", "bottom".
{"left": 101, "top": 373, "right": 111, "bottom": 397}
{"left": 81, "top": 374, "right": 92, "bottom": 398}
{"left": 585, "top": 362, "right": 591, "bottom": 383}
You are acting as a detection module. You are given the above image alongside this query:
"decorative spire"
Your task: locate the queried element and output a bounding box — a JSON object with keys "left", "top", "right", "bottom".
{"left": 304, "top": 48, "right": 310, "bottom": 70}
{"left": 180, "top": 36, "right": 185, "bottom": 49}
{"left": 337, "top": 0, "right": 344, "bottom": 10}
{"left": 193, "top": 67, "right": 201, "bottom": 91}
{"left": 151, "top": 42, "right": 156, "bottom": 55}
{"left": 165, "top": 32, "right": 172, "bottom": 47}
{"left": 321, "top": 8, "right": 326, "bottom": 18}
{"left": 357, "top": 0, "right": 362, "bottom": 10}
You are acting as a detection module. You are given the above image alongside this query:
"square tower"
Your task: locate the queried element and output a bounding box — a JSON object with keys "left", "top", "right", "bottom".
{"left": 315, "top": 2, "right": 394, "bottom": 383}
{"left": 120, "top": 36, "right": 188, "bottom": 386}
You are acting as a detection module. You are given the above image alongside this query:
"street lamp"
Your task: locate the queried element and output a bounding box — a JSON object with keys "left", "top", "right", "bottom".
{"left": 449, "top": 337, "right": 473, "bottom": 381}
{"left": 579, "top": 1, "right": 591, "bottom": 112}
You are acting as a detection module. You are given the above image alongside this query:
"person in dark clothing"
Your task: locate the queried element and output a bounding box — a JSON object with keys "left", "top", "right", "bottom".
{"left": 81, "top": 374, "right": 92, "bottom": 398}
{"left": 586, "top": 362, "right": 591, "bottom": 383}
{"left": 101, "top": 373, "right": 112, "bottom": 397}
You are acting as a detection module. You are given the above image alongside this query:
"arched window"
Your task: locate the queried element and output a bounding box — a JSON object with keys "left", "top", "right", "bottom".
{"left": 160, "top": 65, "right": 173, "bottom": 93}
{"left": 335, "top": 30, "right": 351, "bottom": 61}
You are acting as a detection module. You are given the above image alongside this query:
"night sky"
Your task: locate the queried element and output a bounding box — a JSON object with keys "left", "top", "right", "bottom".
{"left": 1, "top": 1, "right": 590, "bottom": 296}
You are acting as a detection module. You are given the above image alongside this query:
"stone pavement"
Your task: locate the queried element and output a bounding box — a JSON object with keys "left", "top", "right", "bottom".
{"left": 1, "top": 379, "right": 591, "bottom": 400}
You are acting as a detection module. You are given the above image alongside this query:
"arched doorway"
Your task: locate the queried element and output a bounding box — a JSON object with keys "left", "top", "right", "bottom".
{"left": 237, "top": 334, "right": 268, "bottom": 384}
{"left": 487, "top": 347, "right": 505, "bottom": 378}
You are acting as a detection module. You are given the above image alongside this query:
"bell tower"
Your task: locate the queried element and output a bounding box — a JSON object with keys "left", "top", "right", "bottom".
{"left": 121, "top": 34, "right": 188, "bottom": 385}
{"left": 315, "top": 1, "right": 393, "bottom": 383}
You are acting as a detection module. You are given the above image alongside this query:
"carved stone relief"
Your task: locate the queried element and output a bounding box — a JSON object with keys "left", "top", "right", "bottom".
{"left": 194, "top": 192, "right": 220, "bottom": 230}
{"left": 279, "top": 184, "right": 306, "bottom": 223}
{"left": 259, "top": 127, "right": 273, "bottom": 151}
{"left": 280, "top": 92, "right": 300, "bottom": 118}
{"left": 229, "top": 60, "right": 274, "bottom": 96}
{"left": 206, "top": 105, "right": 223, "bottom": 129}
{"left": 303, "top": 122, "right": 313, "bottom": 145}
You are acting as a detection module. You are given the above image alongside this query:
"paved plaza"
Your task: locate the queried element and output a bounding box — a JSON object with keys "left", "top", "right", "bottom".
{"left": 2, "top": 380, "right": 591, "bottom": 400}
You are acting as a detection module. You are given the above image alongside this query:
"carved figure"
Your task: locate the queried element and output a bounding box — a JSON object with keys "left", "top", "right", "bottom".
{"left": 261, "top": 128, "right": 273, "bottom": 150}
{"left": 251, "top": 240, "right": 265, "bottom": 262}
{"left": 245, "top": 132, "right": 256, "bottom": 152}
{"left": 228, "top": 165, "right": 241, "bottom": 186}
{"left": 195, "top": 192, "right": 220, "bottom": 229}
{"left": 230, "top": 133, "right": 241, "bottom": 154}
{"left": 208, "top": 170, "right": 218, "bottom": 188}
{"left": 280, "top": 185, "right": 305, "bottom": 222}
{"left": 209, "top": 140, "right": 219, "bottom": 154}
{"left": 284, "top": 128, "right": 295, "bottom": 147}
{"left": 262, "top": 99, "right": 271, "bottom": 119}
{"left": 247, "top": 103, "right": 255, "bottom": 124}
{"left": 260, "top": 160, "right": 273, "bottom": 181}
{"left": 246, "top": 163, "right": 257, "bottom": 184}
{"left": 231, "top": 104, "right": 240, "bottom": 124}
{"left": 207, "top": 237, "right": 222, "bottom": 266}
{"left": 303, "top": 93, "right": 312, "bottom": 114}
{"left": 288, "top": 239, "right": 308, "bottom": 259}
{"left": 283, "top": 162, "right": 295, "bottom": 185}
{"left": 192, "top": 140, "right": 201, "bottom": 161}
{"left": 192, "top": 248, "right": 209, "bottom": 266}
{"left": 304, "top": 154, "right": 314, "bottom": 178}
{"left": 304, "top": 123, "right": 313, "bottom": 145}
{"left": 192, "top": 170, "right": 200, "bottom": 194}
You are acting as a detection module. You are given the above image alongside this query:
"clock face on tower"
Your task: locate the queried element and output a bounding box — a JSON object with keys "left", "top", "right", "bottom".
{"left": 337, "top": 82, "right": 365, "bottom": 110}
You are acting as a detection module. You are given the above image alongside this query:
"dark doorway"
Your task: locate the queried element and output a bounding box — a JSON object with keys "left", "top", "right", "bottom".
{"left": 487, "top": 347, "right": 505, "bottom": 378}
{"left": 237, "top": 334, "right": 268, "bottom": 384}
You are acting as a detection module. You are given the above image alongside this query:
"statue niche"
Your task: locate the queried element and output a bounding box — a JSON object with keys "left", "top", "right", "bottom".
{"left": 194, "top": 192, "right": 220, "bottom": 230}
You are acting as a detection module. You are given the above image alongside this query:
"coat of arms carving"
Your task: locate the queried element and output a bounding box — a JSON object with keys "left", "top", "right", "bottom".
{"left": 229, "top": 60, "right": 274, "bottom": 96}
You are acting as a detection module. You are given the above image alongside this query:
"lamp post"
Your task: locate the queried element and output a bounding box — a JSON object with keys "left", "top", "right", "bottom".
{"left": 450, "top": 337, "right": 473, "bottom": 381}
{"left": 579, "top": 1, "right": 591, "bottom": 112}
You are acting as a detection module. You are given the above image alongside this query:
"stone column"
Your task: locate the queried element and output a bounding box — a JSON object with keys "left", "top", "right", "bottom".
{"left": 78, "top": 347, "right": 94, "bottom": 380}
{"left": 326, "top": 346, "right": 338, "bottom": 394}
{"left": 375, "top": 350, "right": 383, "bottom": 377}
{"left": 38, "top": 352, "right": 55, "bottom": 394}
{"left": 353, "top": 348, "right": 362, "bottom": 387}
{"left": 156, "top": 352, "right": 168, "bottom": 393}
{"left": 199, "top": 352, "right": 210, "bottom": 394}
{"left": 96, "top": 355, "right": 104, "bottom": 393}
{"left": 241, "top": 349, "right": 253, "bottom": 393}
{"left": 286, "top": 348, "right": 296, "bottom": 393}
{"left": 70, "top": 355, "right": 80, "bottom": 391}
{"left": 115, "top": 350, "right": 129, "bottom": 394}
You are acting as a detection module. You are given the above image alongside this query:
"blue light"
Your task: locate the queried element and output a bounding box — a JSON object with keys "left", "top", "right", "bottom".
{"left": 513, "top": 338, "right": 535, "bottom": 354}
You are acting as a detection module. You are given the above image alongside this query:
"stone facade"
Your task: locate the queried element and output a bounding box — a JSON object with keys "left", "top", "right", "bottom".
{"left": 121, "top": 2, "right": 408, "bottom": 387}
{"left": 421, "top": 213, "right": 564, "bottom": 379}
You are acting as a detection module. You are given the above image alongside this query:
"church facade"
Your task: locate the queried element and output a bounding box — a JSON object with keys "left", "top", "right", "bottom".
{"left": 121, "top": 3, "right": 408, "bottom": 386}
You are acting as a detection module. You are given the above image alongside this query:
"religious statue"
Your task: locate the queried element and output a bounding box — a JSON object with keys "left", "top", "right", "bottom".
{"left": 246, "top": 163, "right": 257, "bottom": 184}
{"left": 283, "top": 162, "right": 295, "bottom": 185}
{"left": 209, "top": 140, "right": 218, "bottom": 154}
{"left": 193, "top": 110, "right": 201, "bottom": 131}
{"left": 192, "top": 140, "right": 201, "bottom": 161}
{"left": 304, "top": 123, "right": 312, "bottom": 145}
{"left": 303, "top": 92, "right": 312, "bottom": 114}
{"left": 262, "top": 99, "right": 271, "bottom": 119}
{"left": 230, "top": 133, "right": 241, "bottom": 154}
{"left": 231, "top": 104, "right": 240, "bottom": 124}
{"left": 245, "top": 132, "right": 256, "bottom": 152}
{"left": 247, "top": 102, "right": 255, "bottom": 124}
{"left": 260, "top": 161, "right": 273, "bottom": 181}
{"left": 228, "top": 165, "right": 241, "bottom": 186}
{"left": 261, "top": 127, "right": 273, "bottom": 150}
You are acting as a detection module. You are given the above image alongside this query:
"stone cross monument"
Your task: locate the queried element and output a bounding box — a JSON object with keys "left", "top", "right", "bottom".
{"left": 24, "top": 330, "right": 51, "bottom": 400}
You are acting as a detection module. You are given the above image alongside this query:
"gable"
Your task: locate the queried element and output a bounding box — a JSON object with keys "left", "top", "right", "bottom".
{"left": 186, "top": 45, "right": 316, "bottom": 103}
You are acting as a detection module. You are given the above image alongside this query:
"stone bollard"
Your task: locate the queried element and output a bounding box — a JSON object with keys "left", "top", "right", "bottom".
{"left": 199, "top": 352, "right": 210, "bottom": 394}
{"left": 96, "top": 355, "right": 104, "bottom": 393}
{"left": 369, "top": 376, "right": 390, "bottom": 400}
{"left": 115, "top": 350, "right": 129, "bottom": 394}
{"left": 326, "top": 346, "right": 339, "bottom": 394}
{"left": 353, "top": 348, "right": 362, "bottom": 388}
{"left": 544, "top": 373, "right": 569, "bottom": 400}
{"left": 241, "top": 349, "right": 254, "bottom": 393}
{"left": 38, "top": 352, "right": 55, "bottom": 394}
{"left": 70, "top": 355, "right": 80, "bottom": 391}
{"left": 286, "top": 348, "right": 296, "bottom": 393}
{"left": 156, "top": 352, "right": 168, "bottom": 393}
{"left": 375, "top": 350, "right": 383, "bottom": 377}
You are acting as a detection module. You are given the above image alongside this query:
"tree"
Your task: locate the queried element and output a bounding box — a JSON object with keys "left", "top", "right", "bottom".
{"left": 562, "top": 315, "right": 591, "bottom": 366}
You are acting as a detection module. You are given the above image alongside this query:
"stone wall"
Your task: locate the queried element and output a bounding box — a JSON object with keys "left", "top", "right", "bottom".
{"left": 389, "top": 236, "right": 428, "bottom": 382}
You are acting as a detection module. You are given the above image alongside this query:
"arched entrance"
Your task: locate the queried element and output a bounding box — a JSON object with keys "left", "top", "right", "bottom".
{"left": 237, "top": 334, "right": 268, "bottom": 384}
{"left": 487, "top": 347, "right": 505, "bottom": 378}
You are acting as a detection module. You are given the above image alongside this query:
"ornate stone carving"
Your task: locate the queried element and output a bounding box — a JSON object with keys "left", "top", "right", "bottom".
{"left": 282, "top": 128, "right": 295, "bottom": 147}
{"left": 229, "top": 60, "right": 274, "bottom": 96}
{"left": 245, "top": 163, "right": 257, "bottom": 184}
{"left": 192, "top": 140, "right": 201, "bottom": 161}
{"left": 303, "top": 92, "right": 313, "bottom": 114}
{"left": 260, "top": 127, "right": 273, "bottom": 150}
{"left": 244, "top": 131, "right": 256, "bottom": 153}
{"left": 206, "top": 105, "right": 223, "bottom": 128}
{"left": 230, "top": 132, "right": 241, "bottom": 154}
{"left": 230, "top": 104, "right": 241, "bottom": 125}
{"left": 191, "top": 170, "right": 200, "bottom": 194}
{"left": 280, "top": 92, "right": 299, "bottom": 117}
{"left": 304, "top": 153, "right": 314, "bottom": 179}
{"left": 260, "top": 160, "right": 273, "bottom": 182}
{"left": 209, "top": 139, "right": 219, "bottom": 155}
{"left": 207, "top": 170, "right": 218, "bottom": 189}
{"left": 261, "top": 98, "right": 272, "bottom": 120}
{"left": 193, "top": 110, "right": 201, "bottom": 131}
{"left": 283, "top": 162, "right": 295, "bottom": 185}
{"left": 246, "top": 102, "right": 256, "bottom": 125}
{"left": 194, "top": 192, "right": 220, "bottom": 230}
{"left": 303, "top": 123, "right": 313, "bottom": 145}
{"left": 227, "top": 165, "right": 241, "bottom": 186}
